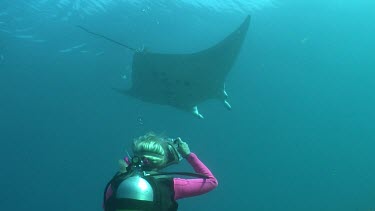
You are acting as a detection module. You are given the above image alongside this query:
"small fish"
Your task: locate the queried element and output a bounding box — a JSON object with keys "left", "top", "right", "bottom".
{"left": 72, "top": 43, "right": 86, "bottom": 49}
{"left": 95, "top": 51, "right": 104, "bottom": 56}
{"left": 0, "top": 54, "right": 4, "bottom": 63}
{"left": 301, "top": 37, "right": 310, "bottom": 44}
{"left": 15, "top": 27, "right": 33, "bottom": 32}
{"left": 122, "top": 74, "right": 127, "bottom": 79}
{"left": 14, "top": 35, "right": 33, "bottom": 39}
{"left": 59, "top": 48, "right": 72, "bottom": 53}
{"left": 0, "top": 29, "right": 11, "bottom": 34}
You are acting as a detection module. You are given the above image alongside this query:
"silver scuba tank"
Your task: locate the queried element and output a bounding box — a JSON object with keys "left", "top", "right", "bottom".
{"left": 116, "top": 175, "right": 154, "bottom": 201}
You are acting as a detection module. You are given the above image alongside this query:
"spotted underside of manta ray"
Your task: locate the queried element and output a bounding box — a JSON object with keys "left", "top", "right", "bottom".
{"left": 122, "top": 15, "right": 251, "bottom": 119}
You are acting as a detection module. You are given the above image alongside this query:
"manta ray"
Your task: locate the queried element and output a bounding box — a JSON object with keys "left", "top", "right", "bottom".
{"left": 78, "top": 15, "right": 250, "bottom": 119}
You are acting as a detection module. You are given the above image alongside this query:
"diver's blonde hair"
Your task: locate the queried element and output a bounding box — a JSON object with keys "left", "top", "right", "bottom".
{"left": 132, "top": 132, "right": 167, "bottom": 169}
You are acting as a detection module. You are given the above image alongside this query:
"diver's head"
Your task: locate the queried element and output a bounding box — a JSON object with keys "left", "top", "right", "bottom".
{"left": 132, "top": 132, "right": 182, "bottom": 170}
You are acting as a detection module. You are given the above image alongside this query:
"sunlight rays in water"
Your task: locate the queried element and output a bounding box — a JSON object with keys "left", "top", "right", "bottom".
{"left": 0, "top": 0, "right": 276, "bottom": 46}
{"left": 21, "top": 0, "right": 277, "bottom": 19}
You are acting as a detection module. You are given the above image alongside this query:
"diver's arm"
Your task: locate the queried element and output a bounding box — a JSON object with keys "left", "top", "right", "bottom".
{"left": 173, "top": 153, "right": 218, "bottom": 200}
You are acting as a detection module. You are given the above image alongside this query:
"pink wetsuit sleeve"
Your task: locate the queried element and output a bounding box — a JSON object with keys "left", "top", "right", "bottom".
{"left": 173, "top": 153, "right": 218, "bottom": 200}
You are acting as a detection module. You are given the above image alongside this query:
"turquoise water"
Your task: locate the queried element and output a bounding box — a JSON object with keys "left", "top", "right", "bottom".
{"left": 1, "top": 0, "right": 374, "bottom": 210}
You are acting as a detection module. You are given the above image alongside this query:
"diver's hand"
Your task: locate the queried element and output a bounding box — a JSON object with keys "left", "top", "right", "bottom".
{"left": 175, "top": 137, "right": 191, "bottom": 158}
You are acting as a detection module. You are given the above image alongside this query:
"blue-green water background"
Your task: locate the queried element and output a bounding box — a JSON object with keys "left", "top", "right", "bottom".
{"left": 1, "top": 0, "right": 374, "bottom": 210}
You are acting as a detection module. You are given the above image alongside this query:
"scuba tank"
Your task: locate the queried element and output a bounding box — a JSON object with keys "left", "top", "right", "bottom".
{"left": 115, "top": 156, "right": 154, "bottom": 206}
{"left": 104, "top": 156, "right": 156, "bottom": 211}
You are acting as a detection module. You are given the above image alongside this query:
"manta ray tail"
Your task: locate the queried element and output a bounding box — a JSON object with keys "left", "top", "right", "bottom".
{"left": 76, "top": 25, "right": 137, "bottom": 52}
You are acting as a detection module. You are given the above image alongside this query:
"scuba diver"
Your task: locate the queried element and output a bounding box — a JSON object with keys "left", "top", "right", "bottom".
{"left": 103, "top": 132, "right": 218, "bottom": 211}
